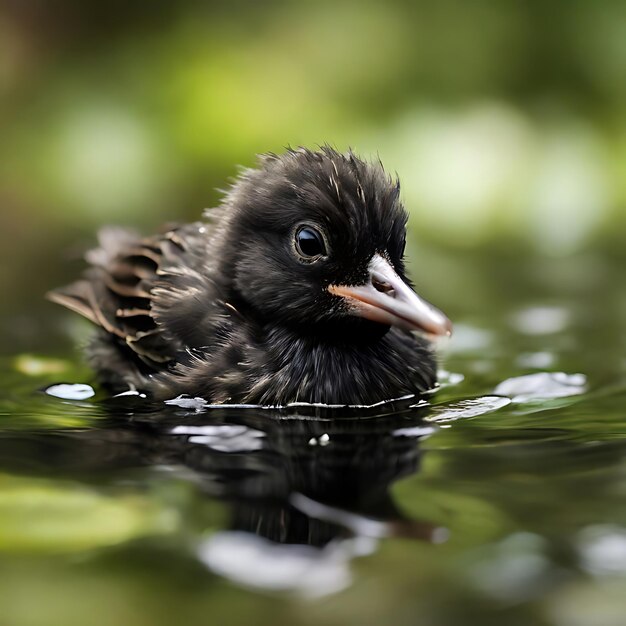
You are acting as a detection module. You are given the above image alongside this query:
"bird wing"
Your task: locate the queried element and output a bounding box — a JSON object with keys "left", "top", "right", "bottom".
{"left": 47, "top": 222, "right": 212, "bottom": 371}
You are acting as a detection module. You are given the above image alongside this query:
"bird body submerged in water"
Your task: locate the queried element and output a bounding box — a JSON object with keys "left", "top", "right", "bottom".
{"left": 48, "top": 148, "right": 451, "bottom": 406}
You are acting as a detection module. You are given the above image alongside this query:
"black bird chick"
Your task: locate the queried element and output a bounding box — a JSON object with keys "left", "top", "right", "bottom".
{"left": 48, "top": 147, "right": 451, "bottom": 406}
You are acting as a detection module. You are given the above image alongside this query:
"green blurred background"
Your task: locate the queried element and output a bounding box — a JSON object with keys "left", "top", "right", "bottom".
{"left": 0, "top": 0, "right": 625, "bottom": 339}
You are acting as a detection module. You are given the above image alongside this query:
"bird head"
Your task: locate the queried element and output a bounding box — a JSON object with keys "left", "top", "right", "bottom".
{"left": 216, "top": 147, "right": 451, "bottom": 339}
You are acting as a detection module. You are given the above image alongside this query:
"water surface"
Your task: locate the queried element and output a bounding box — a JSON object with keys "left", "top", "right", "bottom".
{"left": 0, "top": 248, "right": 625, "bottom": 626}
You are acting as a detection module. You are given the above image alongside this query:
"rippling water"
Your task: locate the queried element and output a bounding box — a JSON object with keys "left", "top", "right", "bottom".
{"left": 0, "top": 249, "right": 625, "bottom": 626}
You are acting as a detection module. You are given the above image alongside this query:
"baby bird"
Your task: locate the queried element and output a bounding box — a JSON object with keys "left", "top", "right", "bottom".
{"left": 48, "top": 147, "right": 451, "bottom": 406}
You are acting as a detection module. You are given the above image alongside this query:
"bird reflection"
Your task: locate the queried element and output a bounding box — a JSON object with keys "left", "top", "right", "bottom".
{"left": 0, "top": 400, "right": 443, "bottom": 593}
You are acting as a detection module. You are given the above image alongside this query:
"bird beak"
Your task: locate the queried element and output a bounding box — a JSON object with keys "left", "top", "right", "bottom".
{"left": 328, "top": 253, "right": 452, "bottom": 337}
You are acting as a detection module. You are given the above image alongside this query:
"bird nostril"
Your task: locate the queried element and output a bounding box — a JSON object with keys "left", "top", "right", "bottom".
{"left": 372, "top": 276, "right": 396, "bottom": 297}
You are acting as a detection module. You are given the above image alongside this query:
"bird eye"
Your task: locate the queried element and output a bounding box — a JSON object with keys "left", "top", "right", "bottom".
{"left": 295, "top": 226, "right": 327, "bottom": 259}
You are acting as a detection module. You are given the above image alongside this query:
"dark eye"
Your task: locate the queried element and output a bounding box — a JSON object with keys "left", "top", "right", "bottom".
{"left": 295, "top": 226, "right": 327, "bottom": 259}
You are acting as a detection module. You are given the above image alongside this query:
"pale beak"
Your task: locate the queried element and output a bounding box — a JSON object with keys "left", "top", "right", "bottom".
{"left": 328, "top": 253, "right": 452, "bottom": 337}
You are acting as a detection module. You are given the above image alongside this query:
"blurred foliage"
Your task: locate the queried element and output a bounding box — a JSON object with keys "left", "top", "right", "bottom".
{"left": 0, "top": 0, "right": 625, "bottom": 253}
